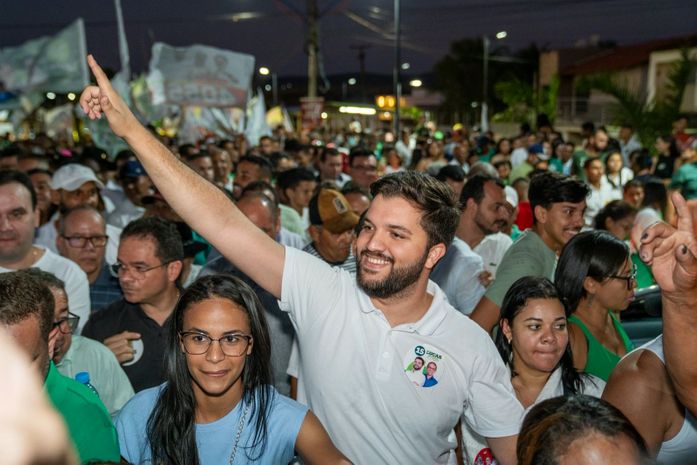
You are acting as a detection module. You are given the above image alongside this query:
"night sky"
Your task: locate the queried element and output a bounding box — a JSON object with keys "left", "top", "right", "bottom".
{"left": 1, "top": 0, "right": 696, "bottom": 78}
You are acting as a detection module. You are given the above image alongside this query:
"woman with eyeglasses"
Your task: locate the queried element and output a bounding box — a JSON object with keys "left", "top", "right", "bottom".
{"left": 554, "top": 230, "right": 636, "bottom": 381}
{"left": 115, "top": 274, "right": 351, "bottom": 465}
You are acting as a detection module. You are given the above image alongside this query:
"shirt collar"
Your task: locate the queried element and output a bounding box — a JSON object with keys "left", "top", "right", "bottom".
{"left": 358, "top": 280, "right": 448, "bottom": 335}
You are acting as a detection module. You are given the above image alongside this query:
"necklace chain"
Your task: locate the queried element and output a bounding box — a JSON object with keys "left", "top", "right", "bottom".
{"left": 228, "top": 400, "right": 250, "bottom": 465}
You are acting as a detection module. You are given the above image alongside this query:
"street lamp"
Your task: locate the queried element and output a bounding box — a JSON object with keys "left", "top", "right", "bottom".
{"left": 258, "top": 67, "right": 277, "bottom": 106}
{"left": 409, "top": 79, "right": 422, "bottom": 88}
{"left": 482, "top": 31, "right": 507, "bottom": 131}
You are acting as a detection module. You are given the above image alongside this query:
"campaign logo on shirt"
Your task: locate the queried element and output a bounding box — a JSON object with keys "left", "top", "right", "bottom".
{"left": 474, "top": 447, "right": 497, "bottom": 465}
{"left": 403, "top": 344, "right": 444, "bottom": 388}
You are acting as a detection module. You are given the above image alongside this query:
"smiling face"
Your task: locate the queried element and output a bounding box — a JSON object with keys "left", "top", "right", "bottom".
{"left": 181, "top": 298, "right": 252, "bottom": 403}
{"left": 536, "top": 201, "right": 586, "bottom": 251}
{"left": 501, "top": 298, "right": 568, "bottom": 375}
{"left": 355, "top": 195, "right": 441, "bottom": 299}
{"left": 426, "top": 362, "right": 437, "bottom": 377}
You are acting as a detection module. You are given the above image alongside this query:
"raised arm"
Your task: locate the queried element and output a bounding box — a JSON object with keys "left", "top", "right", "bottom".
{"left": 639, "top": 192, "right": 697, "bottom": 416}
{"left": 80, "top": 55, "right": 284, "bottom": 297}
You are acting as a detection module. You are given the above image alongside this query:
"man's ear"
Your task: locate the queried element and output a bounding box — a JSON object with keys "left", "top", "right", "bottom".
{"left": 167, "top": 260, "right": 184, "bottom": 283}
{"left": 47, "top": 327, "right": 59, "bottom": 360}
{"left": 534, "top": 205, "right": 548, "bottom": 224}
{"left": 308, "top": 225, "right": 320, "bottom": 243}
{"left": 425, "top": 243, "right": 447, "bottom": 270}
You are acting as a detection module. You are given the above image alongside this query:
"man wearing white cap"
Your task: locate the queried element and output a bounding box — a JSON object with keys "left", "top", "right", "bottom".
{"left": 34, "top": 163, "right": 121, "bottom": 265}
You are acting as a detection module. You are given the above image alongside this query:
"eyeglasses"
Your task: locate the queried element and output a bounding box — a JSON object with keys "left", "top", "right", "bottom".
{"left": 111, "top": 260, "right": 175, "bottom": 280}
{"left": 608, "top": 264, "right": 638, "bottom": 290}
{"left": 179, "top": 332, "right": 252, "bottom": 357}
{"left": 53, "top": 312, "right": 80, "bottom": 334}
{"left": 61, "top": 235, "right": 108, "bottom": 248}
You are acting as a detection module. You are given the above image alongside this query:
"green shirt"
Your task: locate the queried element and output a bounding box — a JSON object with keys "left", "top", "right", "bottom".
{"left": 485, "top": 230, "right": 557, "bottom": 307}
{"left": 45, "top": 362, "right": 120, "bottom": 463}
{"left": 279, "top": 203, "right": 307, "bottom": 237}
{"left": 509, "top": 161, "right": 534, "bottom": 182}
{"left": 631, "top": 252, "right": 656, "bottom": 289}
{"left": 568, "top": 313, "right": 633, "bottom": 382}
{"left": 670, "top": 162, "right": 697, "bottom": 200}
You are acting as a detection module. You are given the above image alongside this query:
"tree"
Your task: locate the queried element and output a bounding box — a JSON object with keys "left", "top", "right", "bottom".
{"left": 578, "top": 48, "right": 697, "bottom": 147}
{"left": 492, "top": 74, "right": 559, "bottom": 125}
{"left": 432, "top": 39, "right": 537, "bottom": 125}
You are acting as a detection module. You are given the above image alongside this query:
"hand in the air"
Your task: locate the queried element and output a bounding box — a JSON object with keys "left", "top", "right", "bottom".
{"left": 640, "top": 192, "right": 697, "bottom": 295}
{"left": 79, "top": 54, "right": 138, "bottom": 138}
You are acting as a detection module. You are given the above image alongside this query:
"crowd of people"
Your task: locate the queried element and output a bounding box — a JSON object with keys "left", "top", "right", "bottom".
{"left": 1, "top": 54, "right": 697, "bottom": 465}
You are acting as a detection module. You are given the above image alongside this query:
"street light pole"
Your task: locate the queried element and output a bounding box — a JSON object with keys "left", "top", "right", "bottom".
{"left": 307, "top": 0, "right": 318, "bottom": 98}
{"left": 482, "top": 35, "right": 490, "bottom": 132}
{"left": 393, "top": 0, "right": 401, "bottom": 136}
{"left": 272, "top": 72, "right": 278, "bottom": 107}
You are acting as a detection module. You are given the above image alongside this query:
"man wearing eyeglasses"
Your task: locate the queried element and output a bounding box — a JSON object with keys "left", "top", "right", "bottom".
{"left": 82, "top": 216, "right": 183, "bottom": 392}
{"left": 25, "top": 268, "right": 134, "bottom": 416}
{"left": 0, "top": 270, "right": 120, "bottom": 463}
{"left": 34, "top": 163, "right": 122, "bottom": 266}
{"left": 57, "top": 206, "right": 123, "bottom": 312}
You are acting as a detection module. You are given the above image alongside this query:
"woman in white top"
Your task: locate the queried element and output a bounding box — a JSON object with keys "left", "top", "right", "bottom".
{"left": 462, "top": 276, "right": 604, "bottom": 465}
{"left": 605, "top": 151, "right": 634, "bottom": 198}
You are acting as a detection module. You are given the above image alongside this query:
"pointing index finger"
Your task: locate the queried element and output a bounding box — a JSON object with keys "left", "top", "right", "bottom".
{"left": 672, "top": 191, "right": 693, "bottom": 233}
{"left": 87, "top": 54, "right": 113, "bottom": 93}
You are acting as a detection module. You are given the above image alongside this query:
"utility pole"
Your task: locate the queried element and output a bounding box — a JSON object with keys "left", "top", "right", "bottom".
{"left": 306, "top": 0, "right": 318, "bottom": 98}
{"left": 350, "top": 44, "right": 369, "bottom": 101}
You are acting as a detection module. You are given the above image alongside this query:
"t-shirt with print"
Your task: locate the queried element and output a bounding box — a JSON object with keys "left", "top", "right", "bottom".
{"left": 279, "top": 246, "right": 523, "bottom": 465}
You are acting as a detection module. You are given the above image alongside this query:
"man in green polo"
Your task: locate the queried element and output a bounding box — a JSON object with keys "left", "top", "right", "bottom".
{"left": 0, "top": 270, "right": 120, "bottom": 463}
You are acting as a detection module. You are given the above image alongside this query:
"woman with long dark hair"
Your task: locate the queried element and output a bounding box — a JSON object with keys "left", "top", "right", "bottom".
{"left": 653, "top": 135, "right": 681, "bottom": 180}
{"left": 462, "top": 276, "right": 603, "bottom": 464}
{"left": 115, "top": 275, "right": 350, "bottom": 465}
{"left": 555, "top": 231, "right": 635, "bottom": 382}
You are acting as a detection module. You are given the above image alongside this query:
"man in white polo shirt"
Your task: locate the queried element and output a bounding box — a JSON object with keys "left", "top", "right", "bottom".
{"left": 79, "top": 55, "right": 523, "bottom": 465}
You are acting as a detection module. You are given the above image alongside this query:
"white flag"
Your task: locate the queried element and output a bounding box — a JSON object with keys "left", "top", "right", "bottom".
{"left": 147, "top": 43, "right": 255, "bottom": 108}
{"left": 244, "top": 89, "right": 271, "bottom": 146}
{"left": 0, "top": 19, "right": 88, "bottom": 93}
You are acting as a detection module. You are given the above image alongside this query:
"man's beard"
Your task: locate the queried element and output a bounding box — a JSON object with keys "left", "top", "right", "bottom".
{"left": 356, "top": 249, "right": 429, "bottom": 299}
{"left": 474, "top": 212, "right": 505, "bottom": 236}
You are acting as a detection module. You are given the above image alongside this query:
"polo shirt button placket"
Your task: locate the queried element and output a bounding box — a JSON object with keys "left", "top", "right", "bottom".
{"left": 375, "top": 330, "right": 394, "bottom": 381}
